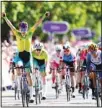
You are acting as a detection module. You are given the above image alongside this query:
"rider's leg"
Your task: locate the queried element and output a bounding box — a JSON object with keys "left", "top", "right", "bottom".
{"left": 70, "top": 72, "right": 76, "bottom": 98}
{"left": 25, "top": 60, "right": 34, "bottom": 102}
{"left": 40, "top": 64, "right": 47, "bottom": 100}
{"left": 89, "top": 72, "right": 96, "bottom": 99}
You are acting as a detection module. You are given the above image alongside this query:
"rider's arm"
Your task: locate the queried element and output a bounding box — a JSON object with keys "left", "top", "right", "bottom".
{"left": 86, "top": 53, "right": 91, "bottom": 73}
{"left": 28, "top": 14, "right": 46, "bottom": 37}
{"left": 3, "top": 16, "right": 16, "bottom": 31}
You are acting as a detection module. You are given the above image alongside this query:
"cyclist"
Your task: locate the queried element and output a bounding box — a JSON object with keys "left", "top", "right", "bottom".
{"left": 2, "top": 12, "right": 49, "bottom": 103}
{"left": 76, "top": 45, "right": 88, "bottom": 93}
{"left": 62, "top": 42, "right": 76, "bottom": 98}
{"left": 86, "top": 43, "right": 102, "bottom": 99}
{"left": 32, "top": 42, "right": 49, "bottom": 100}
{"left": 50, "top": 44, "right": 63, "bottom": 89}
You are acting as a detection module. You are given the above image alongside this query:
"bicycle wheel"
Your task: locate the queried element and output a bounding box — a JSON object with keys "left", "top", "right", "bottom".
{"left": 66, "top": 85, "right": 70, "bottom": 101}
{"left": 96, "top": 80, "right": 100, "bottom": 107}
{"left": 39, "top": 93, "right": 41, "bottom": 104}
{"left": 55, "top": 83, "right": 59, "bottom": 99}
{"left": 100, "top": 85, "right": 102, "bottom": 107}
{"left": 26, "top": 92, "right": 30, "bottom": 107}
{"left": 21, "top": 78, "right": 25, "bottom": 107}
{"left": 17, "top": 90, "right": 20, "bottom": 100}
{"left": 14, "top": 85, "right": 17, "bottom": 100}
{"left": 35, "top": 80, "right": 39, "bottom": 105}
{"left": 35, "top": 89, "right": 38, "bottom": 105}
{"left": 22, "top": 91, "right": 25, "bottom": 107}
{"left": 86, "top": 88, "right": 89, "bottom": 99}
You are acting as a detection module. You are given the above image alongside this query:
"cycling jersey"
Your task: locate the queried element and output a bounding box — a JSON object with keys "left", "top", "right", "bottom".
{"left": 62, "top": 53, "right": 75, "bottom": 72}
{"left": 12, "top": 27, "right": 35, "bottom": 52}
{"left": 32, "top": 49, "right": 48, "bottom": 62}
{"left": 63, "top": 53, "right": 75, "bottom": 62}
{"left": 86, "top": 50, "right": 102, "bottom": 78}
{"left": 51, "top": 52, "right": 63, "bottom": 64}
{"left": 87, "top": 50, "right": 102, "bottom": 65}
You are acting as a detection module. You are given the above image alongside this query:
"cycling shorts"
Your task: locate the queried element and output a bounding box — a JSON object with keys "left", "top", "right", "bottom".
{"left": 63, "top": 60, "right": 75, "bottom": 72}
{"left": 33, "top": 57, "right": 45, "bottom": 73}
{"left": 13, "top": 51, "right": 32, "bottom": 73}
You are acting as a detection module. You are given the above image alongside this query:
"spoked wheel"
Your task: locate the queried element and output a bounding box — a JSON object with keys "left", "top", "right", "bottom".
{"left": 35, "top": 90, "right": 38, "bottom": 105}
{"left": 100, "top": 85, "right": 102, "bottom": 107}
{"left": 96, "top": 84, "right": 100, "bottom": 107}
{"left": 55, "top": 83, "right": 59, "bottom": 99}
{"left": 83, "top": 87, "right": 85, "bottom": 99}
{"left": 39, "top": 92, "right": 41, "bottom": 104}
{"left": 66, "top": 85, "right": 70, "bottom": 102}
{"left": 86, "top": 88, "right": 89, "bottom": 99}
{"left": 14, "top": 85, "right": 17, "bottom": 100}
{"left": 22, "top": 91, "right": 25, "bottom": 107}
{"left": 17, "top": 90, "right": 20, "bottom": 100}
{"left": 26, "top": 92, "right": 30, "bottom": 107}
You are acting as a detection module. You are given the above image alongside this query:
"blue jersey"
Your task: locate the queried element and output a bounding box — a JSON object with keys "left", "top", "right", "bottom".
{"left": 63, "top": 54, "right": 75, "bottom": 62}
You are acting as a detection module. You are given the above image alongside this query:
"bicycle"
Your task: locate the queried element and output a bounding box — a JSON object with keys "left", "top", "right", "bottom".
{"left": 33, "top": 67, "right": 43, "bottom": 105}
{"left": 50, "top": 68, "right": 60, "bottom": 99}
{"left": 8, "top": 62, "right": 20, "bottom": 100}
{"left": 93, "top": 70, "right": 102, "bottom": 107}
{"left": 63, "top": 66, "right": 72, "bottom": 102}
{"left": 13, "top": 66, "right": 32, "bottom": 107}
{"left": 80, "top": 66, "right": 89, "bottom": 99}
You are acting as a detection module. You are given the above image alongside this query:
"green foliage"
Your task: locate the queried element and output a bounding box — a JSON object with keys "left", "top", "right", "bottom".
{"left": 1, "top": 1, "right": 101, "bottom": 42}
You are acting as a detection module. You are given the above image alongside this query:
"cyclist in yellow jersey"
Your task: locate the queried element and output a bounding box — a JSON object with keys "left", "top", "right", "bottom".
{"left": 2, "top": 12, "right": 50, "bottom": 103}
{"left": 32, "top": 42, "right": 48, "bottom": 100}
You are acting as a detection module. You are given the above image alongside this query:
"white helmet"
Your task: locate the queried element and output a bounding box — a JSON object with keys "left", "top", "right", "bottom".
{"left": 55, "top": 44, "right": 62, "bottom": 51}
{"left": 97, "top": 42, "right": 102, "bottom": 49}
{"left": 63, "top": 43, "right": 70, "bottom": 49}
{"left": 33, "top": 40, "right": 40, "bottom": 49}
{"left": 34, "top": 42, "right": 43, "bottom": 50}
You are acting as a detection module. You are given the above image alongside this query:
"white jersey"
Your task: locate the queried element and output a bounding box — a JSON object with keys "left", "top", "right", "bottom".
{"left": 90, "top": 50, "right": 102, "bottom": 65}
{"left": 50, "top": 51, "right": 63, "bottom": 64}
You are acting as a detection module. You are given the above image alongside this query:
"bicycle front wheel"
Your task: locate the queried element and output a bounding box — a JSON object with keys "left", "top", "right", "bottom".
{"left": 22, "top": 91, "right": 25, "bottom": 107}
{"left": 26, "top": 93, "right": 30, "bottom": 107}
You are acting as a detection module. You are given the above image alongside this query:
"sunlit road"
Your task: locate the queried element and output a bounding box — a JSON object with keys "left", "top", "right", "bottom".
{"left": 2, "top": 76, "right": 97, "bottom": 107}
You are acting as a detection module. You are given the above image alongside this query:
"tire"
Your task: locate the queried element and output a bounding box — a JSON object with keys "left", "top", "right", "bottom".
{"left": 26, "top": 93, "right": 29, "bottom": 107}
{"left": 83, "top": 86, "right": 85, "bottom": 99}
{"left": 86, "top": 88, "right": 88, "bottom": 99}
{"left": 66, "top": 85, "right": 70, "bottom": 102}
{"left": 100, "top": 84, "right": 102, "bottom": 107}
{"left": 55, "top": 83, "right": 59, "bottom": 99}
{"left": 35, "top": 91, "right": 38, "bottom": 105}
{"left": 21, "top": 78, "right": 25, "bottom": 107}
{"left": 18, "top": 90, "right": 20, "bottom": 100}
{"left": 96, "top": 80, "right": 100, "bottom": 107}
{"left": 15, "top": 85, "right": 17, "bottom": 100}
{"left": 22, "top": 91, "right": 25, "bottom": 107}
{"left": 39, "top": 93, "right": 41, "bottom": 104}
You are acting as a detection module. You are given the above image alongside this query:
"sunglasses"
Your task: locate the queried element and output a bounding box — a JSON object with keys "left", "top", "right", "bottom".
{"left": 36, "top": 49, "right": 41, "bottom": 51}
{"left": 64, "top": 49, "right": 70, "bottom": 52}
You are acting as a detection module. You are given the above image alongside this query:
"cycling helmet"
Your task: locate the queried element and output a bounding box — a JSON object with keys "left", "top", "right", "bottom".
{"left": 97, "top": 42, "right": 102, "bottom": 49}
{"left": 63, "top": 43, "right": 70, "bottom": 49}
{"left": 55, "top": 45, "right": 62, "bottom": 51}
{"left": 19, "top": 21, "right": 28, "bottom": 32}
{"left": 88, "top": 43, "right": 97, "bottom": 50}
{"left": 35, "top": 43, "right": 43, "bottom": 50}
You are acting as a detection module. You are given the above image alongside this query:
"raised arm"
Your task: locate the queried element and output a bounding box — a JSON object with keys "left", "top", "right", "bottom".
{"left": 31, "top": 11, "right": 50, "bottom": 32}
{"left": 2, "top": 12, "right": 16, "bottom": 31}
